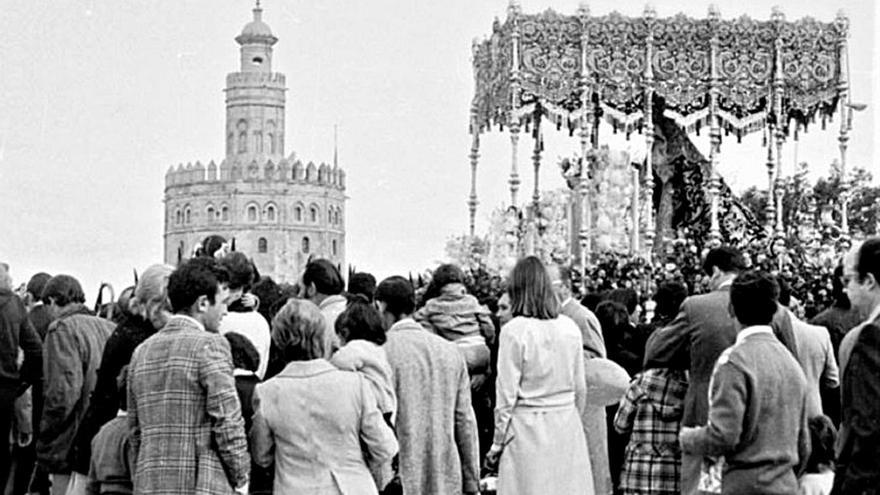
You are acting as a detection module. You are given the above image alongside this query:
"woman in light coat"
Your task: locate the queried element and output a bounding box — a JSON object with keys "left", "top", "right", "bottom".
{"left": 250, "top": 299, "right": 398, "bottom": 494}
{"left": 487, "top": 256, "right": 593, "bottom": 495}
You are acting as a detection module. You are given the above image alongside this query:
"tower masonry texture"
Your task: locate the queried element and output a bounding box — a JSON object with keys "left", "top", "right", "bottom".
{"left": 164, "top": 5, "right": 346, "bottom": 283}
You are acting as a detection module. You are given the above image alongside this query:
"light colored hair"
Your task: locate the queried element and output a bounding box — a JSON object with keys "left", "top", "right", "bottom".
{"left": 272, "top": 299, "right": 327, "bottom": 362}
{"left": 508, "top": 256, "right": 559, "bottom": 320}
{"left": 130, "top": 264, "right": 173, "bottom": 324}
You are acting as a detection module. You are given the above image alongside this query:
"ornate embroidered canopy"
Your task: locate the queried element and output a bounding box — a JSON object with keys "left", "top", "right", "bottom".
{"left": 471, "top": 4, "right": 849, "bottom": 138}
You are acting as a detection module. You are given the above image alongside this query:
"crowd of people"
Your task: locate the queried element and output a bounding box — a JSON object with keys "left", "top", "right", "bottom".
{"left": 0, "top": 234, "right": 878, "bottom": 495}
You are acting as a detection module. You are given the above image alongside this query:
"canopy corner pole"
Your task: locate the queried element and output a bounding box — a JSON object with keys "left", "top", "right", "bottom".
{"left": 643, "top": 4, "right": 657, "bottom": 257}
{"left": 509, "top": 6, "right": 522, "bottom": 207}
{"left": 836, "top": 10, "right": 851, "bottom": 240}
{"left": 707, "top": 6, "right": 723, "bottom": 247}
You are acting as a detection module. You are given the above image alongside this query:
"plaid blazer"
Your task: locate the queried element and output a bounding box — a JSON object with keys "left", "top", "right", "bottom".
{"left": 614, "top": 368, "right": 688, "bottom": 495}
{"left": 128, "top": 315, "right": 250, "bottom": 494}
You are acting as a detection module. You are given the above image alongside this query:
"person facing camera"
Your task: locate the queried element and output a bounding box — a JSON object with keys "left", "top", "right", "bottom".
{"left": 250, "top": 299, "right": 398, "bottom": 494}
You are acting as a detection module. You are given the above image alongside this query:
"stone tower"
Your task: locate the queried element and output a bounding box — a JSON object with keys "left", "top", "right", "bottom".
{"left": 164, "top": 4, "right": 346, "bottom": 283}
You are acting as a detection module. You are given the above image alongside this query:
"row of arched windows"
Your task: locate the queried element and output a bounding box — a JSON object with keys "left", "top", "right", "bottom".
{"left": 228, "top": 119, "right": 281, "bottom": 155}
{"left": 173, "top": 202, "right": 341, "bottom": 226}
{"left": 256, "top": 236, "right": 336, "bottom": 256}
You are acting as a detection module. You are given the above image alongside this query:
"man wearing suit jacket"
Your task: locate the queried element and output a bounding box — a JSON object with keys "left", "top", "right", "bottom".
{"left": 644, "top": 246, "right": 798, "bottom": 495}
{"left": 833, "top": 238, "right": 880, "bottom": 494}
{"left": 128, "top": 258, "right": 249, "bottom": 495}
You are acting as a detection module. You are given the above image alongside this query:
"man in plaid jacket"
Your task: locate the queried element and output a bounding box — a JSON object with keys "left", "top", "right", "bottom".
{"left": 128, "top": 257, "right": 250, "bottom": 494}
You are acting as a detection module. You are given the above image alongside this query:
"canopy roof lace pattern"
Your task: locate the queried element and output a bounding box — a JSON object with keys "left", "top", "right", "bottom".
{"left": 471, "top": 4, "right": 849, "bottom": 139}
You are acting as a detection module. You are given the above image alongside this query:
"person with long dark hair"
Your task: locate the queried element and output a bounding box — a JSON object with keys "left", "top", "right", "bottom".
{"left": 487, "top": 256, "right": 592, "bottom": 494}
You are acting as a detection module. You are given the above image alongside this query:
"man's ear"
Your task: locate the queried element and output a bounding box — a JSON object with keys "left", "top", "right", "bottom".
{"left": 304, "top": 282, "right": 316, "bottom": 298}
{"left": 866, "top": 273, "right": 879, "bottom": 291}
{"left": 194, "top": 294, "right": 209, "bottom": 314}
{"left": 713, "top": 266, "right": 723, "bottom": 278}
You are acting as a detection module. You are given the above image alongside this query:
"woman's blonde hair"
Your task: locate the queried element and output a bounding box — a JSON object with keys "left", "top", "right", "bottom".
{"left": 508, "top": 256, "right": 559, "bottom": 320}
{"left": 272, "top": 299, "right": 327, "bottom": 362}
{"left": 130, "top": 264, "right": 174, "bottom": 324}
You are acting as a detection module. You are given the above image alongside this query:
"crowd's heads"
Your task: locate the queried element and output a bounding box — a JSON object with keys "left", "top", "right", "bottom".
{"left": 729, "top": 270, "right": 780, "bottom": 327}
{"left": 595, "top": 300, "right": 631, "bottom": 338}
{"left": 220, "top": 252, "right": 256, "bottom": 296}
{"left": 607, "top": 288, "right": 639, "bottom": 321}
{"left": 546, "top": 264, "right": 573, "bottom": 299}
{"left": 508, "top": 256, "right": 559, "bottom": 320}
{"left": 167, "top": 257, "right": 230, "bottom": 332}
{"left": 198, "top": 235, "right": 229, "bottom": 258}
{"left": 131, "top": 264, "right": 174, "bottom": 329}
{"left": 845, "top": 237, "right": 880, "bottom": 316}
{"left": 653, "top": 281, "right": 688, "bottom": 320}
{"left": 0, "top": 263, "right": 11, "bottom": 291}
{"left": 335, "top": 295, "right": 386, "bottom": 346}
{"left": 302, "top": 259, "right": 344, "bottom": 299}
{"left": 272, "top": 299, "right": 327, "bottom": 362}
{"left": 702, "top": 246, "right": 747, "bottom": 276}
{"left": 806, "top": 415, "right": 837, "bottom": 472}
{"left": 224, "top": 332, "right": 260, "bottom": 373}
{"left": 375, "top": 276, "right": 416, "bottom": 319}
{"left": 42, "top": 274, "right": 86, "bottom": 307}
{"left": 26, "top": 272, "right": 52, "bottom": 301}
{"left": 251, "top": 276, "right": 284, "bottom": 322}
{"left": 347, "top": 272, "right": 377, "bottom": 303}
{"left": 424, "top": 264, "right": 466, "bottom": 301}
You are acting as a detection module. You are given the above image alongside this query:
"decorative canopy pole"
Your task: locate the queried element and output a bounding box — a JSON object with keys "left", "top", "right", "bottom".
{"left": 835, "top": 10, "right": 851, "bottom": 242}
{"left": 577, "top": 1, "right": 592, "bottom": 272}
{"left": 508, "top": 1, "right": 522, "bottom": 206}
{"left": 531, "top": 111, "right": 543, "bottom": 214}
{"left": 468, "top": 110, "right": 480, "bottom": 238}
{"left": 707, "top": 4, "right": 723, "bottom": 246}
{"left": 643, "top": 4, "right": 657, "bottom": 256}
{"left": 631, "top": 162, "right": 641, "bottom": 254}
{"left": 772, "top": 7, "right": 787, "bottom": 246}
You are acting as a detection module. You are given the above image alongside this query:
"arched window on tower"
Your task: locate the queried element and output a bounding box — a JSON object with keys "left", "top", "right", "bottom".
{"left": 332, "top": 239, "right": 338, "bottom": 256}
{"left": 237, "top": 120, "right": 248, "bottom": 154}
{"left": 221, "top": 205, "right": 230, "bottom": 222}
{"left": 175, "top": 209, "right": 182, "bottom": 225}
{"left": 184, "top": 207, "right": 192, "bottom": 224}
{"left": 328, "top": 207, "right": 333, "bottom": 225}
{"left": 266, "top": 204, "right": 276, "bottom": 222}
{"left": 247, "top": 204, "right": 258, "bottom": 222}
{"left": 268, "top": 133, "right": 276, "bottom": 154}
{"left": 294, "top": 205, "right": 303, "bottom": 222}
{"left": 206, "top": 206, "right": 215, "bottom": 224}
{"left": 258, "top": 237, "right": 268, "bottom": 253}
{"left": 310, "top": 206, "right": 318, "bottom": 223}
{"left": 254, "top": 131, "right": 263, "bottom": 153}
{"left": 302, "top": 236, "right": 310, "bottom": 254}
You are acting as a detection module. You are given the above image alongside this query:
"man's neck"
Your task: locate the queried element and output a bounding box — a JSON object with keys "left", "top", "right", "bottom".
{"left": 310, "top": 293, "right": 328, "bottom": 306}
{"left": 714, "top": 273, "right": 736, "bottom": 290}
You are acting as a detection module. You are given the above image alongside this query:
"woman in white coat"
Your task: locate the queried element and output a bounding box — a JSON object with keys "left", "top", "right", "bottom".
{"left": 250, "top": 299, "right": 398, "bottom": 494}
{"left": 488, "top": 256, "right": 593, "bottom": 494}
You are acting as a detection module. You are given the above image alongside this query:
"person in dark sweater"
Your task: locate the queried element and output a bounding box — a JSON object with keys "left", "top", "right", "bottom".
{"left": 680, "top": 270, "right": 810, "bottom": 494}
{"left": 87, "top": 366, "right": 133, "bottom": 495}
{"left": 70, "top": 264, "right": 174, "bottom": 477}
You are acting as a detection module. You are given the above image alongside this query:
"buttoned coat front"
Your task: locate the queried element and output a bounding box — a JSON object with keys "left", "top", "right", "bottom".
{"left": 127, "top": 315, "right": 250, "bottom": 495}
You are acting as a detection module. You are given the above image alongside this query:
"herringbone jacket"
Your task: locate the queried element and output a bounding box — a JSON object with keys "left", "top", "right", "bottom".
{"left": 128, "top": 315, "right": 249, "bottom": 494}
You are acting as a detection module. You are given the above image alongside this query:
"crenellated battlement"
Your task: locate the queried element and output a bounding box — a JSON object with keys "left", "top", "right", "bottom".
{"left": 164, "top": 154, "right": 346, "bottom": 190}
{"left": 225, "top": 72, "right": 286, "bottom": 87}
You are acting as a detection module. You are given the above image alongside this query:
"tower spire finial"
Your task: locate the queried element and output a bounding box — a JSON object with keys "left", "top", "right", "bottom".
{"left": 333, "top": 124, "right": 338, "bottom": 168}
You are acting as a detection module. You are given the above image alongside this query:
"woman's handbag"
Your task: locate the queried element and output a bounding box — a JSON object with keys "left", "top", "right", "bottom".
{"left": 584, "top": 357, "right": 631, "bottom": 406}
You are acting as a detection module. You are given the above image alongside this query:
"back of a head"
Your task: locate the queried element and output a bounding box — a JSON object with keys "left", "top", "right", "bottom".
{"left": 424, "top": 264, "right": 466, "bottom": 301}
{"left": 303, "top": 259, "right": 344, "bottom": 296}
{"left": 550, "top": 264, "right": 573, "bottom": 289}
{"left": 167, "top": 257, "right": 230, "bottom": 314}
{"left": 730, "top": 270, "right": 779, "bottom": 327}
{"left": 581, "top": 292, "right": 603, "bottom": 312}
{"left": 224, "top": 331, "right": 260, "bottom": 372}
{"left": 595, "top": 300, "right": 630, "bottom": 333}
{"left": 831, "top": 264, "right": 851, "bottom": 309}
{"left": 199, "top": 235, "right": 228, "bottom": 258}
{"left": 347, "top": 272, "right": 377, "bottom": 302}
{"left": 220, "top": 252, "right": 256, "bottom": 292}
{"left": 271, "top": 299, "right": 326, "bottom": 362}
{"left": 702, "top": 246, "right": 747, "bottom": 276}
{"left": 654, "top": 281, "right": 688, "bottom": 319}
{"left": 132, "top": 264, "right": 174, "bottom": 321}
{"left": 251, "top": 276, "right": 282, "bottom": 319}
{"left": 42, "top": 274, "right": 86, "bottom": 307}
{"left": 335, "top": 296, "right": 386, "bottom": 345}
{"left": 26, "top": 272, "right": 52, "bottom": 299}
{"left": 608, "top": 288, "right": 638, "bottom": 315}
{"left": 855, "top": 237, "right": 880, "bottom": 286}
{"left": 375, "top": 276, "right": 415, "bottom": 318}
{"left": 508, "top": 256, "right": 558, "bottom": 320}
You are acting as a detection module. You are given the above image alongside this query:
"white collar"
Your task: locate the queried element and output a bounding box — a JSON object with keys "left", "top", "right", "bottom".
{"left": 233, "top": 369, "right": 258, "bottom": 377}
{"left": 172, "top": 314, "right": 205, "bottom": 332}
{"left": 561, "top": 296, "right": 574, "bottom": 307}
{"left": 735, "top": 325, "right": 773, "bottom": 345}
{"left": 717, "top": 279, "right": 734, "bottom": 289}
{"left": 116, "top": 410, "right": 128, "bottom": 418}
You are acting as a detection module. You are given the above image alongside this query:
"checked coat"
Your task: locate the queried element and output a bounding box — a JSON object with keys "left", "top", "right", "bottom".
{"left": 127, "top": 315, "right": 250, "bottom": 494}
{"left": 614, "top": 368, "right": 688, "bottom": 495}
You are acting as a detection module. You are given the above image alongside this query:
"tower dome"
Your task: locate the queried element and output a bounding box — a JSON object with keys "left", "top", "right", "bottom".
{"left": 235, "top": 3, "right": 277, "bottom": 45}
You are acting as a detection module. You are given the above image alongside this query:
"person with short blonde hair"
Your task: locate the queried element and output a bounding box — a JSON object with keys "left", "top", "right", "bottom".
{"left": 488, "top": 256, "right": 592, "bottom": 495}
{"left": 252, "top": 298, "right": 397, "bottom": 494}
{"left": 71, "top": 264, "right": 175, "bottom": 480}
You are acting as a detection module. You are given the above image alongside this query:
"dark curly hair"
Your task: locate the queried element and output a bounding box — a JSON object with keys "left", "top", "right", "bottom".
{"left": 730, "top": 271, "right": 779, "bottom": 327}
{"left": 168, "top": 258, "right": 231, "bottom": 313}
{"left": 335, "top": 295, "right": 386, "bottom": 345}
{"left": 302, "top": 259, "right": 344, "bottom": 296}
{"left": 224, "top": 332, "right": 260, "bottom": 372}
{"left": 42, "top": 275, "right": 86, "bottom": 307}
{"left": 423, "top": 263, "right": 466, "bottom": 302}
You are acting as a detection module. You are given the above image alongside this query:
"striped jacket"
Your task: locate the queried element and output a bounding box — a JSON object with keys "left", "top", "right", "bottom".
{"left": 614, "top": 368, "right": 688, "bottom": 495}
{"left": 128, "top": 315, "right": 249, "bottom": 494}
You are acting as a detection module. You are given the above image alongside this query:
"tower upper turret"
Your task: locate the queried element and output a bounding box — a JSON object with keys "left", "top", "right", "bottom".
{"left": 235, "top": 3, "right": 277, "bottom": 73}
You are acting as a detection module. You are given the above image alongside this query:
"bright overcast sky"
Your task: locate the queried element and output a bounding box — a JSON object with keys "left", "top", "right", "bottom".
{"left": 0, "top": 0, "right": 875, "bottom": 302}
